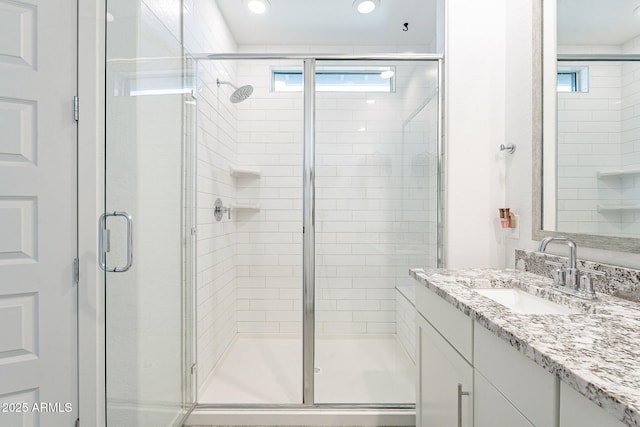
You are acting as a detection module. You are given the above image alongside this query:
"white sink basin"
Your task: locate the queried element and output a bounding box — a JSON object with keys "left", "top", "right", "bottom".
{"left": 475, "top": 288, "right": 580, "bottom": 315}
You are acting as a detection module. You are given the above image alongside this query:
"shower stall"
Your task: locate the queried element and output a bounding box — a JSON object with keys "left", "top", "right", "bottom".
{"left": 192, "top": 53, "right": 443, "bottom": 413}
{"left": 103, "top": 2, "right": 442, "bottom": 425}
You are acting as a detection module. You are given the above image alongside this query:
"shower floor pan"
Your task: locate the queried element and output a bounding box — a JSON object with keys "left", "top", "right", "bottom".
{"left": 187, "top": 334, "right": 415, "bottom": 426}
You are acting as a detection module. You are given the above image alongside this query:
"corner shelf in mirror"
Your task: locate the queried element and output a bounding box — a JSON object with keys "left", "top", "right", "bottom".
{"left": 230, "top": 166, "right": 261, "bottom": 178}
{"left": 597, "top": 204, "right": 640, "bottom": 212}
{"left": 597, "top": 168, "right": 640, "bottom": 179}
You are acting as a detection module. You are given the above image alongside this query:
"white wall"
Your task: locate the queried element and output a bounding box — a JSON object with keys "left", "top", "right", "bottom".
{"left": 503, "top": 0, "right": 537, "bottom": 267}
{"left": 444, "top": 0, "right": 507, "bottom": 268}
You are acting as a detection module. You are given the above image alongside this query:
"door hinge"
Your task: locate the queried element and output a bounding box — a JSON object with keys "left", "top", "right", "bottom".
{"left": 72, "top": 258, "right": 79, "bottom": 285}
{"left": 73, "top": 96, "right": 79, "bottom": 121}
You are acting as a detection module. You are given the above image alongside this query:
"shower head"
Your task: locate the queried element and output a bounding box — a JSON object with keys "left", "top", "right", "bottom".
{"left": 216, "top": 78, "right": 254, "bottom": 103}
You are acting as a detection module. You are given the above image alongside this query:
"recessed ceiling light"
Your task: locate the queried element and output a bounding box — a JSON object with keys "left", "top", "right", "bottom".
{"left": 358, "top": 127, "right": 367, "bottom": 132}
{"left": 247, "top": 0, "right": 270, "bottom": 14}
{"left": 366, "top": 99, "right": 376, "bottom": 104}
{"left": 353, "top": 0, "right": 379, "bottom": 14}
{"left": 380, "top": 70, "right": 395, "bottom": 79}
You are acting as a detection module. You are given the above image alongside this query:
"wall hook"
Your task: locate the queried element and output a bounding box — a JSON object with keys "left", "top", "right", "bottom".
{"left": 403, "top": 23, "right": 409, "bottom": 32}
{"left": 499, "top": 143, "right": 516, "bottom": 154}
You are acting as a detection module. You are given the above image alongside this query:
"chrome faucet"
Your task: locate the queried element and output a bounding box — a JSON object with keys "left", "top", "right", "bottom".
{"left": 538, "top": 236, "right": 578, "bottom": 289}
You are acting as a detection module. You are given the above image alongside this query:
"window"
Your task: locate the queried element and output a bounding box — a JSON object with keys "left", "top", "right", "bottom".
{"left": 557, "top": 66, "right": 588, "bottom": 93}
{"left": 272, "top": 66, "right": 395, "bottom": 92}
{"left": 557, "top": 72, "right": 577, "bottom": 92}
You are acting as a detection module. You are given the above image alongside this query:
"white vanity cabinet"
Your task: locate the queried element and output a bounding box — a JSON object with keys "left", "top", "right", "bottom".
{"left": 416, "top": 284, "right": 556, "bottom": 427}
{"left": 416, "top": 285, "right": 473, "bottom": 427}
{"left": 413, "top": 274, "right": 634, "bottom": 427}
{"left": 559, "top": 383, "right": 626, "bottom": 427}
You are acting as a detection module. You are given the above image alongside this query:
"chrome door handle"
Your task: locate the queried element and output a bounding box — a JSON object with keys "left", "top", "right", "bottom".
{"left": 98, "top": 211, "right": 133, "bottom": 272}
{"left": 457, "top": 383, "right": 470, "bottom": 427}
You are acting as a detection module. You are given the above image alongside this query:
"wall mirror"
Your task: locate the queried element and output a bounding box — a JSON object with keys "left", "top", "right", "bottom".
{"left": 535, "top": 0, "right": 640, "bottom": 252}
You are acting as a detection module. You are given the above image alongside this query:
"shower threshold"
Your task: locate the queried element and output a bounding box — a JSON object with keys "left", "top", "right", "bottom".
{"left": 184, "top": 406, "right": 415, "bottom": 426}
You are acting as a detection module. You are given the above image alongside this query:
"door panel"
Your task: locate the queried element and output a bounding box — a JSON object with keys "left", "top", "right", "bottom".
{"left": 0, "top": 0, "right": 78, "bottom": 426}
{"left": 313, "top": 59, "right": 438, "bottom": 404}
{"left": 105, "top": 1, "right": 195, "bottom": 425}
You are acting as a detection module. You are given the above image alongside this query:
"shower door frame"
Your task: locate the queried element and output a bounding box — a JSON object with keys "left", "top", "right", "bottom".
{"left": 196, "top": 53, "right": 445, "bottom": 409}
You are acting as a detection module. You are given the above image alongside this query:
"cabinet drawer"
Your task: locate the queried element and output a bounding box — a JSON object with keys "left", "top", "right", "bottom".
{"left": 474, "top": 322, "right": 557, "bottom": 427}
{"left": 416, "top": 284, "right": 473, "bottom": 363}
{"left": 560, "top": 383, "right": 626, "bottom": 427}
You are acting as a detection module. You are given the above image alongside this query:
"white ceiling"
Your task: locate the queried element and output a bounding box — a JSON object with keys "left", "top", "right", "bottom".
{"left": 214, "top": 0, "right": 438, "bottom": 47}
{"left": 558, "top": 0, "right": 640, "bottom": 46}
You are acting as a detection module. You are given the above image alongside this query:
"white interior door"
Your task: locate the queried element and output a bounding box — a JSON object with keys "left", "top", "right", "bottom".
{"left": 0, "top": 0, "right": 78, "bottom": 426}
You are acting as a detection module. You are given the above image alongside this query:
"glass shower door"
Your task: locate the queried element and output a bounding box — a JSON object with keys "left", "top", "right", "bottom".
{"left": 104, "top": 1, "right": 195, "bottom": 425}
{"left": 313, "top": 59, "right": 440, "bottom": 404}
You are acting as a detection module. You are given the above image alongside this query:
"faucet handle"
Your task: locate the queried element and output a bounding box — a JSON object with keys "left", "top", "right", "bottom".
{"left": 579, "top": 269, "right": 604, "bottom": 299}
{"left": 545, "top": 260, "right": 566, "bottom": 286}
{"left": 581, "top": 268, "right": 605, "bottom": 277}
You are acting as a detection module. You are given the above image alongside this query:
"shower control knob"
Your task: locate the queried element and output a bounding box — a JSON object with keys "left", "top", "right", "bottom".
{"left": 214, "top": 198, "right": 231, "bottom": 221}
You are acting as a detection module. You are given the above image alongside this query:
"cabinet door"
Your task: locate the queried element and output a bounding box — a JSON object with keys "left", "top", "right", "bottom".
{"left": 474, "top": 322, "right": 557, "bottom": 427}
{"left": 560, "top": 383, "right": 626, "bottom": 427}
{"left": 474, "top": 370, "right": 534, "bottom": 427}
{"left": 417, "top": 314, "right": 473, "bottom": 427}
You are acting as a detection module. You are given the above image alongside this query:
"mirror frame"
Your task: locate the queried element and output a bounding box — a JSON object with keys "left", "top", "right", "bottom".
{"left": 532, "top": 0, "right": 640, "bottom": 253}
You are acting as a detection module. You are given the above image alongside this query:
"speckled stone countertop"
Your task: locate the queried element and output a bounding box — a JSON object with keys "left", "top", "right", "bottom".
{"left": 409, "top": 267, "right": 640, "bottom": 427}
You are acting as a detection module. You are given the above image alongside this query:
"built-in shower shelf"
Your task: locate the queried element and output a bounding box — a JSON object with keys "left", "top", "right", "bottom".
{"left": 597, "top": 204, "right": 640, "bottom": 212}
{"left": 231, "top": 203, "right": 260, "bottom": 211}
{"left": 230, "top": 166, "right": 261, "bottom": 178}
{"left": 597, "top": 168, "right": 640, "bottom": 179}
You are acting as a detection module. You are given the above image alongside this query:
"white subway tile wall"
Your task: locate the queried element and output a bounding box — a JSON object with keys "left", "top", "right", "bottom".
{"left": 557, "top": 39, "right": 640, "bottom": 237}
{"left": 234, "top": 59, "right": 305, "bottom": 335}
{"left": 557, "top": 58, "right": 622, "bottom": 235}
{"left": 621, "top": 36, "right": 640, "bottom": 236}
{"left": 231, "top": 60, "right": 439, "bottom": 335}
{"left": 315, "top": 62, "right": 438, "bottom": 334}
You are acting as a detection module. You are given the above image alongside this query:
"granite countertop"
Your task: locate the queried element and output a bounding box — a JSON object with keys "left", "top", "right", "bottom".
{"left": 409, "top": 267, "right": 640, "bottom": 427}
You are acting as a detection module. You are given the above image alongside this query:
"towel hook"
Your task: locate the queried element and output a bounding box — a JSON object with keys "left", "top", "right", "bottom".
{"left": 499, "top": 143, "right": 516, "bottom": 154}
